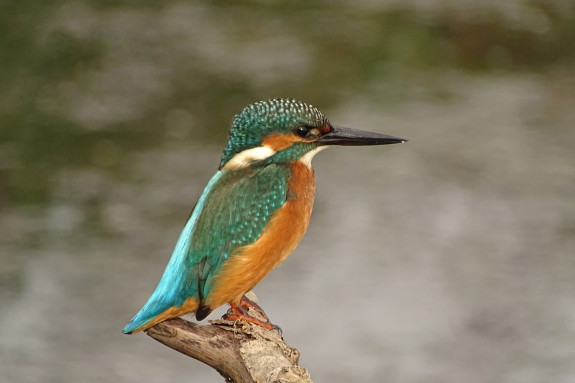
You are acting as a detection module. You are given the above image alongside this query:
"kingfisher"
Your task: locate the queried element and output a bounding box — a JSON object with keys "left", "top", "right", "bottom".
{"left": 123, "top": 99, "right": 406, "bottom": 334}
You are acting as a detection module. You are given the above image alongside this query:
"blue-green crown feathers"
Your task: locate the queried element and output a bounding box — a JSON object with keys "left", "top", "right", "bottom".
{"left": 219, "top": 99, "right": 328, "bottom": 168}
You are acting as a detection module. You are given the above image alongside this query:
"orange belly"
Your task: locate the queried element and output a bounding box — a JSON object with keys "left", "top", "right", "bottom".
{"left": 206, "top": 161, "right": 315, "bottom": 309}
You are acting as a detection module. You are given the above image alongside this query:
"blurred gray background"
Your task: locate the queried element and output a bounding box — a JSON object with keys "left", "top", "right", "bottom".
{"left": 1, "top": 1, "right": 574, "bottom": 382}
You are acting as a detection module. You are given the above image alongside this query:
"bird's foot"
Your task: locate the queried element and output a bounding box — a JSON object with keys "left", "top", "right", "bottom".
{"left": 222, "top": 298, "right": 282, "bottom": 334}
{"left": 222, "top": 307, "right": 277, "bottom": 331}
{"left": 238, "top": 294, "right": 271, "bottom": 322}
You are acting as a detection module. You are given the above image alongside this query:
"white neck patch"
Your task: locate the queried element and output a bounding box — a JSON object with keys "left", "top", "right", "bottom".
{"left": 299, "top": 146, "right": 328, "bottom": 168}
{"left": 222, "top": 145, "right": 276, "bottom": 170}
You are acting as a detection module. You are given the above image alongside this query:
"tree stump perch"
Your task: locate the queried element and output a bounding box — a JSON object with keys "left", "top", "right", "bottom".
{"left": 145, "top": 318, "right": 313, "bottom": 383}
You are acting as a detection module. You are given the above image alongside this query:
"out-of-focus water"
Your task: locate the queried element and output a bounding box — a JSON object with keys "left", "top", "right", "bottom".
{"left": 1, "top": 2, "right": 574, "bottom": 382}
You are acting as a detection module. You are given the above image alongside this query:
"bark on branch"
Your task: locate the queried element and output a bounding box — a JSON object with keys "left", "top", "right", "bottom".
{"left": 144, "top": 318, "right": 313, "bottom": 383}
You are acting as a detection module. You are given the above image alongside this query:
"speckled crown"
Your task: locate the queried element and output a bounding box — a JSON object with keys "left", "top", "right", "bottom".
{"left": 220, "top": 99, "right": 328, "bottom": 167}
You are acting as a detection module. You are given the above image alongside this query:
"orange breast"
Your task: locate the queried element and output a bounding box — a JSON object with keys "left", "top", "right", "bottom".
{"left": 206, "top": 161, "right": 315, "bottom": 309}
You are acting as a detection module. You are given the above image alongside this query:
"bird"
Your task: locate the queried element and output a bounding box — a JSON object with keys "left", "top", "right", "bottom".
{"left": 123, "top": 99, "right": 406, "bottom": 334}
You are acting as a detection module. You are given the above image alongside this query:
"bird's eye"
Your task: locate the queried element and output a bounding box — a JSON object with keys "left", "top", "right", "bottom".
{"left": 295, "top": 126, "right": 310, "bottom": 138}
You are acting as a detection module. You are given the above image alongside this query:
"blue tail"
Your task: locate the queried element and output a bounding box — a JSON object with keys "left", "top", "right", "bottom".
{"left": 123, "top": 172, "right": 224, "bottom": 334}
{"left": 123, "top": 198, "right": 204, "bottom": 334}
{"left": 123, "top": 297, "right": 172, "bottom": 334}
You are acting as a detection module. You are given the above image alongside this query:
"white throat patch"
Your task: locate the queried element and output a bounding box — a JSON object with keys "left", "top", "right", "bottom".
{"left": 222, "top": 145, "right": 276, "bottom": 170}
{"left": 299, "top": 146, "right": 328, "bottom": 168}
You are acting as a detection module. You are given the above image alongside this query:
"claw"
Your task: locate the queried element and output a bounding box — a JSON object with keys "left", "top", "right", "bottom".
{"left": 221, "top": 294, "right": 281, "bottom": 333}
{"left": 270, "top": 323, "right": 282, "bottom": 336}
{"left": 239, "top": 295, "right": 271, "bottom": 322}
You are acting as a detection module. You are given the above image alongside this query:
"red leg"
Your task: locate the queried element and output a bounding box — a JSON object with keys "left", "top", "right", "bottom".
{"left": 221, "top": 295, "right": 281, "bottom": 333}
{"left": 238, "top": 295, "right": 271, "bottom": 322}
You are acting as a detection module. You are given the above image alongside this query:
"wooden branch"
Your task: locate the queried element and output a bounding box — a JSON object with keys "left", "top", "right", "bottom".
{"left": 145, "top": 318, "right": 313, "bottom": 383}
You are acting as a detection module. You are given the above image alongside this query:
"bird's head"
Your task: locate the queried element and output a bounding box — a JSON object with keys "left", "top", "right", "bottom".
{"left": 219, "top": 99, "right": 406, "bottom": 170}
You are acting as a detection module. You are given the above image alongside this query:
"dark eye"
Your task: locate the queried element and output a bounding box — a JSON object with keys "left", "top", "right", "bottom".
{"left": 295, "top": 126, "right": 310, "bottom": 138}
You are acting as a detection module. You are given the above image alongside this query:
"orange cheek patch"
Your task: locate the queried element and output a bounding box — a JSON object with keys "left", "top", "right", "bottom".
{"left": 262, "top": 133, "right": 307, "bottom": 151}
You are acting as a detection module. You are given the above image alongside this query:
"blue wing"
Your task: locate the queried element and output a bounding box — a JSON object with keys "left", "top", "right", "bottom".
{"left": 123, "top": 164, "right": 290, "bottom": 333}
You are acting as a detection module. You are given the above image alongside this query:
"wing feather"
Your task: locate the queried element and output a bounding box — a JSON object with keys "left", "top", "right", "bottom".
{"left": 123, "top": 164, "right": 290, "bottom": 333}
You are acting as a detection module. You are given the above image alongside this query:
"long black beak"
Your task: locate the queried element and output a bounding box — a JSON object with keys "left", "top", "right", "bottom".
{"left": 318, "top": 126, "right": 407, "bottom": 146}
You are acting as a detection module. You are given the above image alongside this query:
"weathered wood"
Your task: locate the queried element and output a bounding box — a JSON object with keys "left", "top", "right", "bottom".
{"left": 145, "top": 318, "right": 313, "bottom": 383}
